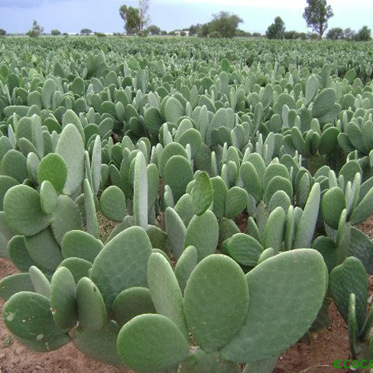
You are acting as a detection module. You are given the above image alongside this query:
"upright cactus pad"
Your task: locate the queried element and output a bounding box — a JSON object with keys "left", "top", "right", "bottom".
{"left": 29, "top": 266, "right": 51, "bottom": 298}
{"left": 184, "top": 255, "right": 249, "bottom": 352}
{"left": 133, "top": 152, "right": 148, "bottom": 229}
{"left": 113, "top": 287, "right": 156, "bottom": 327}
{"left": 4, "top": 185, "right": 53, "bottom": 236}
{"left": 148, "top": 252, "right": 188, "bottom": 338}
{"left": 55, "top": 124, "right": 85, "bottom": 196}
{"left": 51, "top": 195, "right": 83, "bottom": 246}
{"left": 76, "top": 276, "right": 107, "bottom": 331}
{"left": 330, "top": 257, "right": 368, "bottom": 330}
{"left": 0, "top": 176, "right": 18, "bottom": 211}
{"left": 220, "top": 249, "right": 327, "bottom": 362}
{"left": 90, "top": 227, "right": 152, "bottom": 313}
{"left": 100, "top": 186, "right": 126, "bottom": 222}
{"left": 117, "top": 314, "right": 190, "bottom": 372}
{"left": 175, "top": 246, "right": 198, "bottom": 293}
{"left": 191, "top": 172, "right": 214, "bottom": 216}
{"left": 50, "top": 266, "right": 78, "bottom": 330}
{"left": 3, "top": 292, "right": 70, "bottom": 351}
{"left": 62, "top": 230, "right": 103, "bottom": 263}
{"left": 185, "top": 211, "right": 219, "bottom": 261}
{"left": 165, "top": 207, "right": 186, "bottom": 260}
{"left": 164, "top": 155, "right": 193, "bottom": 202}
{"left": 8, "top": 235, "right": 35, "bottom": 272}
{"left": 0, "top": 266, "right": 32, "bottom": 299}
{"left": 25, "top": 228, "right": 63, "bottom": 273}
{"left": 37, "top": 153, "right": 67, "bottom": 194}
{"left": 40, "top": 180, "right": 58, "bottom": 215}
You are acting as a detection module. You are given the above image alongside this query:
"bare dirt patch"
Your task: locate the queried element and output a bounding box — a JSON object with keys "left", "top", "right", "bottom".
{"left": 275, "top": 302, "right": 350, "bottom": 373}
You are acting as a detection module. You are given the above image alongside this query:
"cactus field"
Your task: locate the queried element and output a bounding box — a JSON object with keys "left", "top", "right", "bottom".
{"left": 1, "top": 36, "right": 373, "bottom": 372}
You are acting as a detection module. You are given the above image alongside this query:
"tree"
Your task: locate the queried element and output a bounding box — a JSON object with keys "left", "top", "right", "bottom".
{"left": 189, "top": 24, "right": 202, "bottom": 36}
{"left": 0, "top": 29, "right": 6, "bottom": 37}
{"left": 344, "top": 28, "right": 355, "bottom": 40}
{"left": 27, "top": 20, "right": 43, "bottom": 38}
{"left": 51, "top": 29, "right": 61, "bottom": 36}
{"left": 147, "top": 25, "right": 161, "bottom": 35}
{"left": 120, "top": 5, "right": 140, "bottom": 35}
{"left": 326, "top": 27, "right": 344, "bottom": 40}
{"left": 236, "top": 29, "right": 251, "bottom": 37}
{"left": 354, "top": 25, "right": 372, "bottom": 41}
{"left": 138, "top": 0, "right": 150, "bottom": 32}
{"left": 307, "top": 32, "right": 320, "bottom": 40}
{"left": 80, "top": 28, "right": 92, "bottom": 35}
{"left": 209, "top": 31, "right": 221, "bottom": 38}
{"left": 284, "top": 30, "right": 307, "bottom": 40}
{"left": 303, "top": 0, "right": 333, "bottom": 40}
{"left": 206, "top": 11, "right": 243, "bottom": 38}
{"left": 198, "top": 23, "right": 210, "bottom": 38}
{"left": 266, "top": 16, "right": 285, "bottom": 39}
{"left": 120, "top": 1, "right": 150, "bottom": 35}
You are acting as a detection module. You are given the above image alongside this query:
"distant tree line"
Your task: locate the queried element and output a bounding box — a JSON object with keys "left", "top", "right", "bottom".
{"left": 326, "top": 26, "right": 371, "bottom": 41}
{"left": 1, "top": 0, "right": 371, "bottom": 41}
{"left": 189, "top": 11, "right": 243, "bottom": 38}
{"left": 265, "top": 9, "right": 371, "bottom": 42}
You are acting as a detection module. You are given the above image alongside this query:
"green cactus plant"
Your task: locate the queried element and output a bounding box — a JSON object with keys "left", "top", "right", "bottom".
{"left": 148, "top": 252, "right": 188, "bottom": 338}
{"left": 116, "top": 250, "right": 327, "bottom": 372}
{"left": 55, "top": 124, "right": 85, "bottom": 196}
{"left": 76, "top": 276, "right": 107, "bottom": 330}
{"left": 112, "top": 287, "right": 156, "bottom": 327}
{"left": 4, "top": 185, "right": 53, "bottom": 236}
{"left": 50, "top": 266, "right": 78, "bottom": 329}
{"left": 330, "top": 257, "right": 373, "bottom": 362}
{"left": 90, "top": 226, "right": 152, "bottom": 313}
{"left": 3, "top": 292, "right": 70, "bottom": 351}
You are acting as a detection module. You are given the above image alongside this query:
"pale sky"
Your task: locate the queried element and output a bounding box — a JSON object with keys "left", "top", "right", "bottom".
{"left": 0, "top": 0, "right": 372, "bottom": 35}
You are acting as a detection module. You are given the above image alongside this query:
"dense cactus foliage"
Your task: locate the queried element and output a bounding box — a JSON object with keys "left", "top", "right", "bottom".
{"left": 1, "top": 36, "right": 373, "bottom": 372}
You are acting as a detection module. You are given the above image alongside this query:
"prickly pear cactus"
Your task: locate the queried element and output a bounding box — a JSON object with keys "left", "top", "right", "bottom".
{"left": 3, "top": 292, "right": 70, "bottom": 351}
{"left": 116, "top": 250, "right": 327, "bottom": 372}
{"left": 220, "top": 249, "right": 328, "bottom": 362}
{"left": 2, "top": 36, "right": 373, "bottom": 373}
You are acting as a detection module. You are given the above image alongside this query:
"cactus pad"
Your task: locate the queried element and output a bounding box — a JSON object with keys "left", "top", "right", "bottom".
{"left": 3, "top": 292, "right": 70, "bottom": 351}
{"left": 91, "top": 227, "right": 152, "bottom": 313}
{"left": 4, "top": 185, "right": 53, "bottom": 236}
{"left": 184, "top": 255, "right": 249, "bottom": 352}
{"left": 220, "top": 249, "right": 327, "bottom": 363}
{"left": 100, "top": 186, "right": 126, "bottom": 222}
{"left": 76, "top": 277, "right": 107, "bottom": 331}
{"left": 117, "top": 314, "right": 190, "bottom": 372}
{"left": 148, "top": 252, "right": 188, "bottom": 338}
{"left": 50, "top": 266, "right": 78, "bottom": 330}
{"left": 0, "top": 273, "right": 34, "bottom": 300}
{"left": 37, "top": 153, "right": 67, "bottom": 193}
{"left": 185, "top": 211, "right": 219, "bottom": 261}
{"left": 62, "top": 230, "right": 103, "bottom": 263}
{"left": 112, "top": 287, "right": 156, "bottom": 327}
